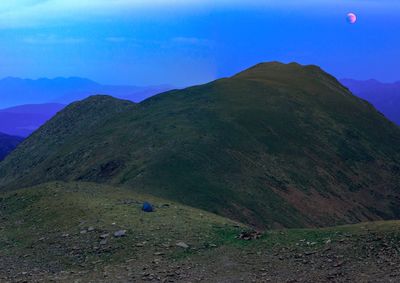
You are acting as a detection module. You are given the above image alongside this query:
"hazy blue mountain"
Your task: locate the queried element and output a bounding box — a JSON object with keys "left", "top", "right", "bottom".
{"left": 0, "top": 77, "right": 173, "bottom": 108}
{"left": 0, "top": 132, "right": 23, "bottom": 161}
{"left": 0, "top": 103, "right": 65, "bottom": 137}
{"left": 0, "top": 103, "right": 65, "bottom": 115}
{"left": 341, "top": 79, "right": 400, "bottom": 125}
{"left": 0, "top": 77, "right": 173, "bottom": 136}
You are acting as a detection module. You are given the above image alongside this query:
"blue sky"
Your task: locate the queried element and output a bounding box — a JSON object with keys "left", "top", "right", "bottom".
{"left": 0, "top": 0, "right": 399, "bottom": 86}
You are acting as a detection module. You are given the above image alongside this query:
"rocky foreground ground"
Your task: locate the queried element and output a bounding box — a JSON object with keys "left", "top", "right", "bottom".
{"left": 1, "top": 182, "right": 400, "bottom": 282}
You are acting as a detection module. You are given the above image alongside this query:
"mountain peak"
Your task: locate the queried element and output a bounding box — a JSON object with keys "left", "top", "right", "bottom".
{"left": 64, "top": 95, "right": 136, "bottom": 116}
{"left": 234, "top": 61, "right": 324, "bottom": 79}
{"left": 232, "top": 62, "right": 348, "bottom": 95}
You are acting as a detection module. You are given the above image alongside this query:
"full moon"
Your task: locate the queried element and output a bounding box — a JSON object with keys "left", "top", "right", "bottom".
{"left": 347, "top": 12, "right": 357, "bottom": 24}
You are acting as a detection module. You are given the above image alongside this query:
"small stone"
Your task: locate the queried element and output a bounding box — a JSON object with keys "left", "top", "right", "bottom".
{"left": 304, "top": 251, "right": 317, "bottom": 256}
{"left": 176, "top": 242, "right": 189, "bottom": 249}
{"left": 100, "top": 239, "right": 107, "bottom": 245}
{"left": 333, "top": 261, "right": 345, "bottom": 267}
{"left": 238, "top": 230, "right": 262, "bottom": 240}
{"left": 88, "top": 227, "right": 95, "bottom": 232}
{"left": 100, "top": 233, "right": 109, "bottom": 239}
{"left": 80, "top": 230, "right": 87, "bottom": 234}
{"left": 114, "top": 230, "right": 127, "bottom": 237}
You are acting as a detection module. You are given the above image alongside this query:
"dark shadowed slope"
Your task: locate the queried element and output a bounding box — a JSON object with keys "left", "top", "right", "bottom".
{"left": 341, "top": 79, "right": 400, "bottom": 126}
{"left": 1, "top": 62, "right": 399, "bottom": 228}
{"left": 0, "top": 103, "right": 65, "bottom": 137}
{"left": 0, "top": 132, "right": 23, "bottom": 161}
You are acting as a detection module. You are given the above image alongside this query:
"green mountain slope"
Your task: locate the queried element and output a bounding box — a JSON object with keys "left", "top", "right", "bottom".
{"left": 1, "top": 62, "right": 399, "bottom": 228}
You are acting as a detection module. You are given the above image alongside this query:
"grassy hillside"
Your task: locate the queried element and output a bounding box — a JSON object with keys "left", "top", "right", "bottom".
{"left": 0, "top": 62, "right": 399, "bottom": 228}
{"left": 0, "top": 133, "right": 23, "bottom": 161}
{"left": 1, "top": 182, "right": 400, "bottom": 282}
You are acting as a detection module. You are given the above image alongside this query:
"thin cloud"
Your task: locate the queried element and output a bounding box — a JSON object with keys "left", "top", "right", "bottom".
{"left": 105, "top": 37, "right": 129, "bottom": 43}
{"left": 172, "top": 37, "right": 213, "bottom": 47}
{"left": 22, "top": 35, "right": 86, "bottom": 44}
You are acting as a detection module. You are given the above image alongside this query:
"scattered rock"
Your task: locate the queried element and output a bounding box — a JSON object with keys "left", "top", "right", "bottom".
{"left": 176, "top": 242, "right": 189, "bottom": 249}
{"left": 114, "top": 230, "right": 127, "bottom": 238}
{"left": 100, "top": 239, "right": 108, "bottom": 245}
{"left": 100, "top": 233, "right": 109, "bottom": 239}
{"left": 88, "top": 227, "right": 95, "bottom": 232}
{"left": 333, "top": 261, "right": 345, "bottom": 268}
{"left": 118, "top": 199, "right": 140, "bottom": 205}
{"left": 238, "top": 230, "right": 262, "bottom": 240}
{"left": 80, "top": 230, "right": 87, "bottom": 234}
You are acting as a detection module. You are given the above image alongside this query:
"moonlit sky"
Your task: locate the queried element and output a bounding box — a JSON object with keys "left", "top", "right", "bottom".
{"left": 0, "top": 0, "right": 399, "bottom": 86}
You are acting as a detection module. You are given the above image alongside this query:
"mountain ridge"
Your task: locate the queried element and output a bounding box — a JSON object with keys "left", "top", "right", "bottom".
{"left": 1, "top": 62, "right": 399, "bottom": 229}
{"left": 0, "top": 76, "right": 173, "bottom": 108}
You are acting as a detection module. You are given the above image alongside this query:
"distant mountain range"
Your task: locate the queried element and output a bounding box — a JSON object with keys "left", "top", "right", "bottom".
{"left": 0, "top": 77, "right": 173, "bottom": 136}
{"left": 0, "top": 76, "right": 398, "bottom": 140}
{"left": 0, "top": 132, "right": 23, "bottom": 161}
{"left": 340, "top": 79, "right": 400, "bottom": 126}
{"left": 0, "top": 77, "right": 173, "bottom": 108}
{"left": 0, "top": 103, "right": 65, "bottom": 137}
{"left": 1, "top": 62, "right": 399, "bottom": 229}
